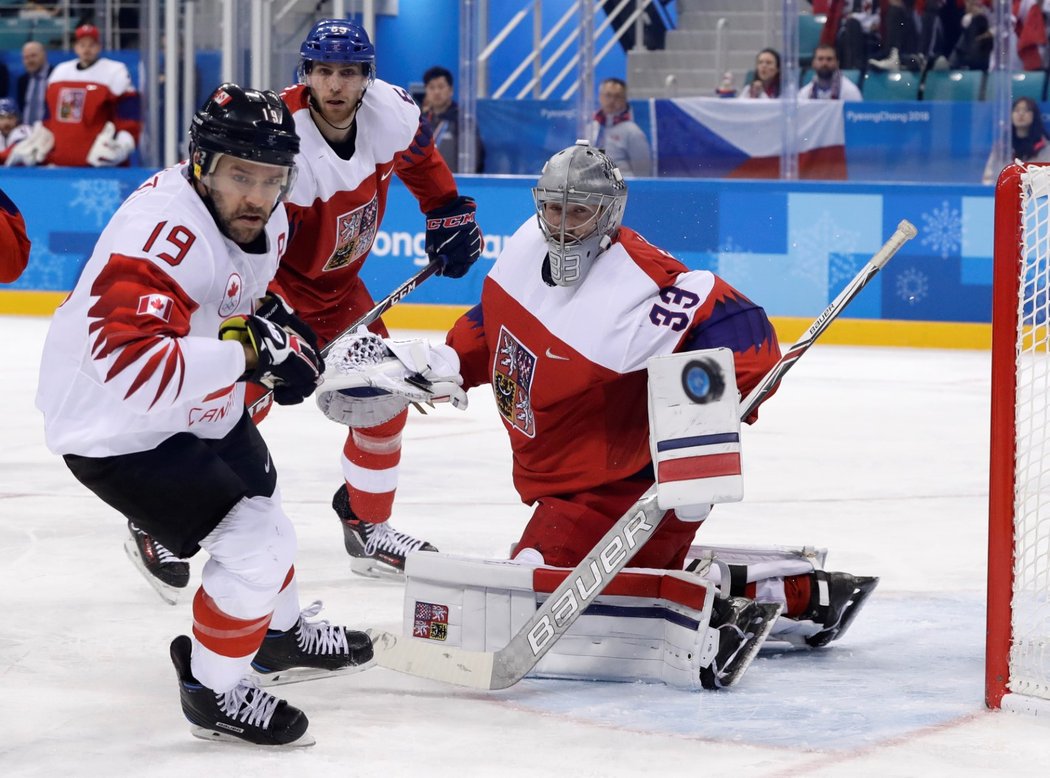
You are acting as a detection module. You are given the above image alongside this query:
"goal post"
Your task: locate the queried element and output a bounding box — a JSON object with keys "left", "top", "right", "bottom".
{"left": 988, "top": 161, "right": 1050, "bottom": 714}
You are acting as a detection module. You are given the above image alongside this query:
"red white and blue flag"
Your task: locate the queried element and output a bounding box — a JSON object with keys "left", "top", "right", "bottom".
{"left": 655, "top": 97, "right": 847, "bottom": 179}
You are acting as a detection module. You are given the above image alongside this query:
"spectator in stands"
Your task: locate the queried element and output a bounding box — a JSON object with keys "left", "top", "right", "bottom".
{"left": 0, "top": 58, "right": 9, "bottom": 99}
{"left": 16, "top": 41, "right": 50, "bottom": 127}
{"left": 421, "top": 65, "right": 485, "bottom": 174}
{"left": 0, "top": 98, "right": 30, "bottom": 163}
{"left": 1015, "top": 0, "right": 1047, "bottom": 71}
{"left": 799, "top": 44, "right": 864, "bottom": 100}
{"left": 587, "top": 77, "right": 652, "bottom": 177}
{"left": 7, "top": 24, "right": 140, "bottom": 168}
{"left": 830, "top": 0, "right": 881, "bottom": 70}
{"left": 868, "top": 0, "right": 926, "bottom": 72}
{"left": 738, "top": 48, "right": 782, "bottom": 100}
{"left": 948, "top": 0, "right": 993, "bottom": 70}
{"left": 983, "top": 97, "right": 1050, "bottom": 184}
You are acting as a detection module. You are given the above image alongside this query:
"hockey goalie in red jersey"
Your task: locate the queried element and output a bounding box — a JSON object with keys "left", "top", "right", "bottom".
{"left": 36, "top": 85, "right": 372, "bottom": 746}
{"left": 6, "top": 24, "right": 140, "bottom": 168}
{"left": 319, "top": 141, "right": 879, "bottom": 689}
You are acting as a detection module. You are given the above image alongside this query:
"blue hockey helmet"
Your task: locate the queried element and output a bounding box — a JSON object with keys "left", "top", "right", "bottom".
{"left": 298, "top": 19, "right": 375, "bottom": 87}
{"left": 0, "top": 98, "right": 18, "bottom": 118}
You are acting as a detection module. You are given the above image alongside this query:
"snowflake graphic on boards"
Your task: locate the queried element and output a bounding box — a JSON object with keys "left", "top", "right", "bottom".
{"left": 920, "top": 200, "right": 962, "bottom": 259}
{"left": 70, "top": 179, "right": 124, "bottom": 228}
{"left": 895, "top": 267, "right": 928, "bottom": 305}
{"left": 789, "top": 211, "right": 860, "bottom": 285}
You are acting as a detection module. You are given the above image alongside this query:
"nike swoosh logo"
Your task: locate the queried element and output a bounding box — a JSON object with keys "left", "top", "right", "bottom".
{"left": 264, "top": 454, "right": 271, "bottom": 473}
{"left": 380, "top": 168, "right": 393, "bottom": 180}
{"left": 545, "top": 348, "right": 570, "bottom": 361}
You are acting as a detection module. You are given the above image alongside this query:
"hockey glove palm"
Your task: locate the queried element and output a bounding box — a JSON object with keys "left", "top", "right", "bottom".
{"left": 255, "top": 292, "right": 320, "bottom": 353}
{"left": 219, "top": 315, "right": 324, "bottom": 405}
{"left": 425, "top": 195, "right": 483, "bottom": 279}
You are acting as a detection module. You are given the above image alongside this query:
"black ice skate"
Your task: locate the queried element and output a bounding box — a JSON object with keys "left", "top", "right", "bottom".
{"left": 333, "top": 484, "right": 437, "bottom": 579}
{"left": 251, "top": 600, "right": 374, "bottom": 686}
{"left": 699, "top": 596, "right": 782, "bottom": 690}
{"left": 170, "top": 635, "right": 314, "bottom": 747}
{"left": 801, "top": 571, "right": 879, "bottom": 648}
{"left": 124, "top": 521, "right": 190, "bottom": 605}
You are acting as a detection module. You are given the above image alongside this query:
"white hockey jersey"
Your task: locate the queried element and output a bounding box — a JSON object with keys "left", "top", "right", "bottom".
{"left": 36, "top": 164, "right": 288, "bottom": 457}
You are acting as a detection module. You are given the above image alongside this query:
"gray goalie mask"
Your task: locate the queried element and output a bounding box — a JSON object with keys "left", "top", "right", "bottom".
{"left": 532, "top": 140, "right": 627, "bottom": 287}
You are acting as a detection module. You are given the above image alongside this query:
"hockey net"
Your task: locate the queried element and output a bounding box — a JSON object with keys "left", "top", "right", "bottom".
{"left": 988, "top": 161, "right": 1050, "bottom": 713}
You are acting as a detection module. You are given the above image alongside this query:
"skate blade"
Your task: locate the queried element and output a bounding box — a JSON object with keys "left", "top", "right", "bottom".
{"left": 349, "top": 556, "right": 404, "bottom": 581}
{"left": 123, "top": 539, "right": 183, "bottom": 606}
{"left": 250, "top": 657, "right": 377, "bottom": 687}
{"left": 189, "top": 725, "right": 316, "bottom": 748}
{"left": 720, "top": 603, "right": 782, "bottom": 688}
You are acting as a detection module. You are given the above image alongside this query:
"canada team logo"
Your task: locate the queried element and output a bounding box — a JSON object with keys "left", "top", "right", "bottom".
{"left": 412, "top": 601, "right": 449, "bottom": 641}
{"left": 322, "top": 195, "right": 379, "bottom": 271}
{"left": 218, "top": 273, "right": 242, "bottom": 317}
{"left": 56, "top": 88, "right": 87, "bottom": 122}
{"left": 493, "top": 326, "right": 536, "bottom": 438}
{"left": 136, "top": 293, "right": 173, "bottom": 322}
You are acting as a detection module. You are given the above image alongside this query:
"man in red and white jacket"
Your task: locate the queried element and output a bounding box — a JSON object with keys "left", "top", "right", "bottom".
{"left": 6, "top": 24, "right": 140, "bottom": 168}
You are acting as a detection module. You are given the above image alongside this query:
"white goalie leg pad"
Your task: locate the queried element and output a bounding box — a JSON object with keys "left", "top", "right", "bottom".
{"left": 647, "top": 348, "right": 743, "bottom": 515}
{"left": 403, "top": 553, "right": 719, "bottom": 690}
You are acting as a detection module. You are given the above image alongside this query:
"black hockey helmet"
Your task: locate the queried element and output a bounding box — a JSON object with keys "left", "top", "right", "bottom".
{"left": 189, "top": 83, "right": 299, "bottom": 177}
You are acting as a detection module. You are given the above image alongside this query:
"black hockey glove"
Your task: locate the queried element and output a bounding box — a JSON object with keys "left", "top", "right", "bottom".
{"left": 425, "top": 195, "right": 483, "bottom": 279}
{"left": 219, "top": 315, "right": 324, "bottom": 406}
{"left": 254, "top": 292, "right": 321, "bottom": 354}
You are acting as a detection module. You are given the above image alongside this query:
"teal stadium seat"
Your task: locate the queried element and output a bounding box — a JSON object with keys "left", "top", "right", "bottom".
{"left": 1011, "top": 71, "right": 1046, "bottom": 102}
{"left": 922, "top": 70, "right": 984, "bottom": 101}
{"left": 799, "top": 14, "right": 827, "bottom": 68}
{"left": 0, "top": 16, "right": 68, "bottom": 49}
{"left": 863, "top": 71, "right": 921, "bottom": 100}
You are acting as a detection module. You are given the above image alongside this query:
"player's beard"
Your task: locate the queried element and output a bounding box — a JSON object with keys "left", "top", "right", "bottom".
{"left": 220, "top": 206, "right": 269, "bottom": 245}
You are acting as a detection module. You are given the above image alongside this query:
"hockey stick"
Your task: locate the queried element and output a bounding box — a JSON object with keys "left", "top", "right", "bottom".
{"left": 320, "top": 257, "right": 444, "bottom": 358}
{"left": 369, "top": 219, "right": 917, "bottom": 690}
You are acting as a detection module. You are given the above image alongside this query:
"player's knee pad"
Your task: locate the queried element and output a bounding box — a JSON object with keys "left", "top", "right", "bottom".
{"left": 198, "top": 493, "right": 297, "bottom": 617}
{"left": 403, "top": 552, "right": 720, "bottom": 690}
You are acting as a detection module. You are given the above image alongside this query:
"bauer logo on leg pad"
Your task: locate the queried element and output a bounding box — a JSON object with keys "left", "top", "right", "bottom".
{"left": 647, "top": 348, "right": 743, "bottom": 510}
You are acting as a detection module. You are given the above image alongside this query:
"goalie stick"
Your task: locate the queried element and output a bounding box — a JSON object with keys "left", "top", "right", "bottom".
{"left": 320, "top": 258, "right": 444, "bottom": 358}
{"left": 369, "top": 219, "right": 918, "bottom": 690}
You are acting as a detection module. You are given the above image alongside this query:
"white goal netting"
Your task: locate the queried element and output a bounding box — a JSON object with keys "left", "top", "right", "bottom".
{"left": 1009, "top": 164, "right": 1050, "bottom": 704}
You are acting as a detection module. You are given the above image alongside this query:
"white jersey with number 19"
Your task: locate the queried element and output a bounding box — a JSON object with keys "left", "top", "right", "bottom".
{"left": 36, "top": 163, "right": 288, "bottom": 458}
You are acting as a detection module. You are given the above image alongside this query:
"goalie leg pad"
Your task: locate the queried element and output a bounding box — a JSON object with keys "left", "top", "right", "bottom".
{"left": 403, "top": 552, "right": 731, "bottom": 690}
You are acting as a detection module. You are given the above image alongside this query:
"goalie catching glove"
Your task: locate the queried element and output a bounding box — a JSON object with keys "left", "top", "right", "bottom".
{"left": 86, "top": 121, "right": 135, "bottom": 167}
{"left": 425, "top": 196, "right": 483, "bottom": 279}
{"left": 317, "top": 328, "right": 466, "bottom": 428}
{"left": 219, "top": 314, "right": 324, "bottom": 405}
{"left": 4, "top": 121, "right": 54, "bottom": 167}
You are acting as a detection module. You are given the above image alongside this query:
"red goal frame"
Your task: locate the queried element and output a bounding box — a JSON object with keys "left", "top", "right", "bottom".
{"left": 986, "top": 162, "right": 1023, "bottom": 709}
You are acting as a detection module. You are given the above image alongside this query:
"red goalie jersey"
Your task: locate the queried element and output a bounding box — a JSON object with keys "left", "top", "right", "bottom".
{"left": 447, "top": 219, "right": 781, "bottom": 505}
{"left": 44, "top": 57, "right": 140, "bottom": 167}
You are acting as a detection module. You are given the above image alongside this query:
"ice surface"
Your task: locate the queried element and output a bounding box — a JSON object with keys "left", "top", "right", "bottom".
{"left": 4, "top": 316, "right": 1049, "bottom": 776}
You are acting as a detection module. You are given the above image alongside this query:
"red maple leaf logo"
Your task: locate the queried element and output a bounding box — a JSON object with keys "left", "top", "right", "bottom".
{"left": 150, "top": 298, "right": 164, "bottom": 310}
{"left": 227, "top": 280, "right": 239, "bottom": 298}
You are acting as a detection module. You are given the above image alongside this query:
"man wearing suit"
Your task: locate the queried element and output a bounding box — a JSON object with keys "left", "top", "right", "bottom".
{"left": 17, "top": 42, "right": 50, "bottom": 127}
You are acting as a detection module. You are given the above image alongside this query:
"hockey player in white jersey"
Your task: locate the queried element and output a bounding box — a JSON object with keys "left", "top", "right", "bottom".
{"left": 128, "top": 19, "right": 483, "bottom": 592}
{"left": 36, "top": 84, "right": 372, "bottom": 746}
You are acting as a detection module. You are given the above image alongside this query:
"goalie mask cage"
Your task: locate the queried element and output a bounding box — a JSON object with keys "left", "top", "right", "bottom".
{"left": 988, "top": 161, "right": 1050, "bottom": 713}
